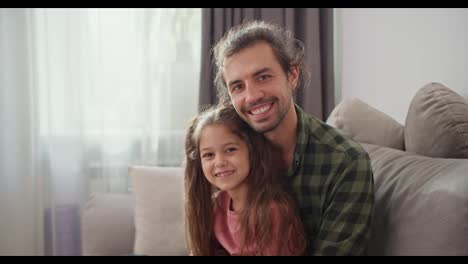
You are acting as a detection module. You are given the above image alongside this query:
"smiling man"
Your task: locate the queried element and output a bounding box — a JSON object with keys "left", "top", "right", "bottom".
{"left": 212, "top": 20, "right": 375, "bottom": 256}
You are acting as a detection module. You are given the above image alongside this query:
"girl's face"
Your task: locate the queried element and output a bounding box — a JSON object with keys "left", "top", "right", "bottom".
{"left": 199, "top": 124, "right": 250, "bottom": 197}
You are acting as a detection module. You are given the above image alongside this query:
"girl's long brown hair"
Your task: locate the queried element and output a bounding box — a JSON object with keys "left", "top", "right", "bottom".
{"left": 184, "top": 103, "right": 306, "bottom": 256}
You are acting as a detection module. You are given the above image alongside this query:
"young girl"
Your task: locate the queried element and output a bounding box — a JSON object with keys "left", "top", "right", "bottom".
{"left": 184, "top": 103, "right": 306, "bottom": 256}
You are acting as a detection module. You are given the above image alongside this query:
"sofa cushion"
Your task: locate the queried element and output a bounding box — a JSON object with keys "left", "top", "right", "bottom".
{"left": 80, "top": 193, "right": 135, "bottom": 256}
{"left": 130, "top": 166, "right": 187, "bottom": 256}
{"left": 405, "top": 82, "right": 468, "bottom": 158}
{"left": 326, "top": 98, "right": 405, "bottom": 150}
{"left": 361, "top": 143, "right": 468, "bottom": 255}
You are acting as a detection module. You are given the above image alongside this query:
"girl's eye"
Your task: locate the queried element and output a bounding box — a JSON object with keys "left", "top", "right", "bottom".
{"left": 226, "top": 147, "right": 237, "bottom": 153}
{"left": 201, "top": 153, "right": 213, "bottom": 159}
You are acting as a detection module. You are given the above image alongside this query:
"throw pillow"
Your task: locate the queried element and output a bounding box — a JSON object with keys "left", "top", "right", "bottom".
{"left": 326, "top": 98, "right": 405, "bottom": 150}
{"left": 405, "top": 82, "right": 468, "bottom": 158}
{"left": 130, "top": 166, "right": 187, "bottom": 256}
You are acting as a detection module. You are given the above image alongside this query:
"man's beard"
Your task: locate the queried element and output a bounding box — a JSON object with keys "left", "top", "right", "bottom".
{"left": 245, "top": 97, "right": 291, "bottom": 134}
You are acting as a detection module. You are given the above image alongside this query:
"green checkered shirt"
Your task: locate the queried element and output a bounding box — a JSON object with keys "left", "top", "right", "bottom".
{"left": 286, "top": 105, "right": 374, "bottom": 256}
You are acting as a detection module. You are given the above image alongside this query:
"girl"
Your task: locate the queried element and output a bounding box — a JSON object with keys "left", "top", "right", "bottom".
{"left": 184, "top": 103, "right": 306, "bottom": 256}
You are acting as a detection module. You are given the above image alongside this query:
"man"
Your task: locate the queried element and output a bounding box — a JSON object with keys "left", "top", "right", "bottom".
{"left": 212, "top": 20, "right": 374, "bottom": 255}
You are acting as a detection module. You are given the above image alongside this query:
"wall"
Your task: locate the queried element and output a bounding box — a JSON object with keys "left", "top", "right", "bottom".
{"left": 334, "top": 8, "right": 468, "bottom": 123}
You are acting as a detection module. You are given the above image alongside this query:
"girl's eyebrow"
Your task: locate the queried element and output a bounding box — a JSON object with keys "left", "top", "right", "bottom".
{"left": 200, "top": 141, "right": 240, "bottom": 152}
{"left": 200, "top": 146, "right": 212, "bottom": 152}
{"left": 223, "top": 142, "right": 240, "bottom": 147}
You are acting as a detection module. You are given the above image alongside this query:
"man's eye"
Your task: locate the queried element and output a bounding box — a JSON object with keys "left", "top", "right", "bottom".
{"left": 230, "top": 84, "right": 243, "bottom": 92}
{"left": 258, "top": 75, "right": 270, "bottom": 81}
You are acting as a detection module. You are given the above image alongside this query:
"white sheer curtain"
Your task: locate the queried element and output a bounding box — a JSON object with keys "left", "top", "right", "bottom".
{"left": 0, "top": 8, "right": 201, "bottom": 256}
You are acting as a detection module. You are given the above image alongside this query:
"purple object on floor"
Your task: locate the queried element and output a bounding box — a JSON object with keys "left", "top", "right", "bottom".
{"left": 44, "top": 205, "right": 82, "bottom": 256}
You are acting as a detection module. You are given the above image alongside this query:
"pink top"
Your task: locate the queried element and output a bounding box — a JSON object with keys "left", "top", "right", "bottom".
{"left": 213, "top": 190, "right": 302, "bottom": 256}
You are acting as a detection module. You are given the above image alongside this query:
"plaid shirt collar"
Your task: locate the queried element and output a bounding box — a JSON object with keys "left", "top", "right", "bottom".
{"left": 287, "top": 104, "right": 312, "bottom": 177}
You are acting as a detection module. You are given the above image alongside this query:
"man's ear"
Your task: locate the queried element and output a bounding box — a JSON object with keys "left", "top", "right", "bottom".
{"left": 288, "top": 65, "right": 300, "bottom": 91}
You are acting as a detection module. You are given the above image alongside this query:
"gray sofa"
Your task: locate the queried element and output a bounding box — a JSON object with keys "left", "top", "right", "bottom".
{"left": 80, "top": 83, "right": 468, "bottom": 255}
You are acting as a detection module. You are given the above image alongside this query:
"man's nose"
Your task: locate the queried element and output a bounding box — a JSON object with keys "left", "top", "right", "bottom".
{"left": 245, "top": 82, "right": 264, "bottom": 105}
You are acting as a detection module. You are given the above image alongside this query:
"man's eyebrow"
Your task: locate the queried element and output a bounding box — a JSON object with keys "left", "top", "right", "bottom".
{"left": 228, "top": 79, "right": 242, "bottom": 88}
{"left": 227, "top": 67, "right": 272, "bottom": 88}
{"left": 252, "top": 67, "right": 271, "bottom": 77}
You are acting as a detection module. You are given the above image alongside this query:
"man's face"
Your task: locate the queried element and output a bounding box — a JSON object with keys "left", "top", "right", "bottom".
{"left": 223, "top": 42, "right": 298, "bottom": 134}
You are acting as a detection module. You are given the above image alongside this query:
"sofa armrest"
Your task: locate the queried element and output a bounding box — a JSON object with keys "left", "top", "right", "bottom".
{"left": 362, "top": 143, "right": 468, "bottom": 255}
{"left": 80, "top": 193, "right": 135, "bottom": 256}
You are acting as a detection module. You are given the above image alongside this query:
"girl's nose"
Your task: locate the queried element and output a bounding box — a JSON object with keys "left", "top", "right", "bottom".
{"left": 215, "top": 156, "right": 227, "bottom": 167}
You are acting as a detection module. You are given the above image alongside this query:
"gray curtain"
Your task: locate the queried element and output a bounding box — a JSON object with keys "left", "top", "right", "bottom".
{"left": 199, "top": 8, "right": 334, "bottom": 121}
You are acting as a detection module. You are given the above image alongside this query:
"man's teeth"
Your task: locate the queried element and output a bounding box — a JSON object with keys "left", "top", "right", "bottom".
{"left": 251, "top": 104, "right": 270, "bottom": 115}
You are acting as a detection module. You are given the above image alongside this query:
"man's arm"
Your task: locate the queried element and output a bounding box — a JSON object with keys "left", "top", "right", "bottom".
{"left": 312, "top": 153, "right": 374, "bottom": 255}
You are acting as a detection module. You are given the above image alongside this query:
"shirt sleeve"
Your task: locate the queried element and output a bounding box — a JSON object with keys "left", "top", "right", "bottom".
{"left": 312, "top": 152, "right": 375, "bottom": 256}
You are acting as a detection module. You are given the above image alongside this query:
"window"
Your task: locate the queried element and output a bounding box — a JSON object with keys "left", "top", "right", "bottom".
{"left": 31, "top": 8, "right": 201, "bottom": 195}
